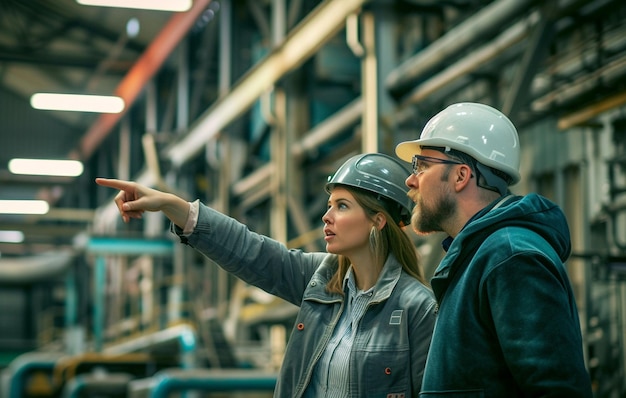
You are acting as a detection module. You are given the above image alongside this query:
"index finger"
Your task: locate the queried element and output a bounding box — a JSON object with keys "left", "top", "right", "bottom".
{"left": 95, "top": 178, "right": 134, "bottom": 191}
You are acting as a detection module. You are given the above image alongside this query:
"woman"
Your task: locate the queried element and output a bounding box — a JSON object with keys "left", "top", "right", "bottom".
{"left": 96, "top": 152, "right": 437, "bottom": 397}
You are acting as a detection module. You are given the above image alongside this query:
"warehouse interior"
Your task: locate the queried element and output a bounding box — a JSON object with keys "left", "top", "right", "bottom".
{"left": 0, "top": 0, "right": 625, "bottom": 396}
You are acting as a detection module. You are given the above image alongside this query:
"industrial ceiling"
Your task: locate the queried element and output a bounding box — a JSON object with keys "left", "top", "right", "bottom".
{"left": 0, "top": 0, "right": 211, "bottom": 258}
{"left": 1, "top": 0, "right": 625, "bottom": 265}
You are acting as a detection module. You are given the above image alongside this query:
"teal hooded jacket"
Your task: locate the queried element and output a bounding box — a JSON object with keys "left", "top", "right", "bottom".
{"left": 420, "top": 193, "right": 593, "bottom": 397}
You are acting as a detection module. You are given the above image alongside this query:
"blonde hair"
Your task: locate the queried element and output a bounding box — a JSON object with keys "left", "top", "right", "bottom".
{"left": 326, "top": 186, "right": 426, "bottom": 294}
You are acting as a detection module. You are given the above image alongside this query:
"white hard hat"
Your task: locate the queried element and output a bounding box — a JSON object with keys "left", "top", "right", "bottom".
{"left": 395, "top": 102, "right": 521, "bottom": 184}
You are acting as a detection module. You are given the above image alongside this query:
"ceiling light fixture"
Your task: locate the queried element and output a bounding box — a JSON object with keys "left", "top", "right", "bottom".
{"left": 9, "top": 159, "right": 84, "bottom": 177}
{"left": 0, "top": 231, "right": 25, "bottom": 243}
{"left": 0, "top": 200, "right": 50, "bottom": 215}
{"left": 76, "top": 0, "right": 192, "bottom": 12}
{"left": 30, "top": 93, "right": 125, "bottom": 113}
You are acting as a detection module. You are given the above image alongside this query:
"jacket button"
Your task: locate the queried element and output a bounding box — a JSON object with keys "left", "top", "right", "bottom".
{"left": 384, "top": 367, "right": 392, "bottom": 375}
{"left": 297, "top": 323, "right": 305, "bottom": 330}
{"left": 310, "top": 281, "right": 317, "bottom": 286}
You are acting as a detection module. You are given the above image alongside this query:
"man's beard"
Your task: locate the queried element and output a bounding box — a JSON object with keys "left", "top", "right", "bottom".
{"left": 411, "top": 189, "right": 456, "bottom": 234}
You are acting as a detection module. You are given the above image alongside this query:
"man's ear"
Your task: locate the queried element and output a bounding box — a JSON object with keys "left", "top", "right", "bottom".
{"left": 454, "top": 164, "right": 473, "bottom": 192}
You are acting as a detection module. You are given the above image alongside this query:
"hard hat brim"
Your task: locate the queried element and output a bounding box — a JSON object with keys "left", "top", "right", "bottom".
{"left": 395, "top": 140, "right": 423, "bottom": 163}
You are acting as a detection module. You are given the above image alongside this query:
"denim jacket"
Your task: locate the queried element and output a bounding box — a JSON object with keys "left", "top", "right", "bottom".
{"left": 174, "top": 203, "right": 437, "bottom": 397}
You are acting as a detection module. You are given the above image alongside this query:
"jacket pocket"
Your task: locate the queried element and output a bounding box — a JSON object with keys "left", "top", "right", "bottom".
{"left": 362, "top": 349, "right": 410, "bottom": 397}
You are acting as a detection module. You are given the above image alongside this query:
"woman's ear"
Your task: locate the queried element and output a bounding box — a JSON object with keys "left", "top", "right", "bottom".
{"left": 375, "top": 213, "right": 387, "bottom": 230}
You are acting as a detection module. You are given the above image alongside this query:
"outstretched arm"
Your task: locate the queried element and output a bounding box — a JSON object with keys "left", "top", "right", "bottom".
{"left": 95, "top": 178, "right": 190, "bottom": 228}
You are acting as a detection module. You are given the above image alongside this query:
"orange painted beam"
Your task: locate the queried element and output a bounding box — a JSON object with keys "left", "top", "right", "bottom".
{"left": 78, "top": 0, "right": 211, "bottom": 160}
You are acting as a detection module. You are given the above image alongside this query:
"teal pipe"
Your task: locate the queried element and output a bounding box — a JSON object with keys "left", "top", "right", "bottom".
{"left": 86, "top": 238, "right": 173, "bottom": 256}
{"left": 146, "top": 369, "right": 277, "bottom": 397}
{"left": 6, "top": 352, "right": 64, "bottom": 398}
{"left": 65, "top": 267, "right": 76, "bottom": 327}
{"left": 61, "top": 373, "right": 132, "bottom": 398}
{"left": 94, "top": 256, "right": 105, "bottom": 352}
{"left": 86, "top": 237, "right": 174, "bottom": 353}
{"left": 179, "top": 327, "right": 196, "bottom": 369}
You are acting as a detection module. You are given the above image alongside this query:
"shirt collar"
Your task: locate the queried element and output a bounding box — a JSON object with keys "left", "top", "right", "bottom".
{"left": 343, "top": 266, "right": 375, "bottom": 298}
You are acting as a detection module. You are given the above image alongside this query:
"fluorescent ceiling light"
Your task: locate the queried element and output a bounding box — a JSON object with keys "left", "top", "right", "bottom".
{"left": 9, "top": 159, "right": 84, "bottom": 177}
{"left": 76, "top": 0, "right": 192, "bottom": 12}
{"left": 30, "top": 93, "right": 125, "bottom": 113}
{"left": 0, "top": 200, "right": 50, "bottom": 215}
{"left": 0, "top": 231, "right": 24, "bottom": 243}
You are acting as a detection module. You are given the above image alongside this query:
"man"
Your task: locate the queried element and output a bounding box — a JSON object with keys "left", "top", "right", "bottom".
{"left": 395, "top": 102, "right": 593, "bottom": 397}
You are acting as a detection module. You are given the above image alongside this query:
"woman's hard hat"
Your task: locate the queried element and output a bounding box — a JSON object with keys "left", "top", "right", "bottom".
{"left": 326, "top": 153, "right": 413, "bottom": 225}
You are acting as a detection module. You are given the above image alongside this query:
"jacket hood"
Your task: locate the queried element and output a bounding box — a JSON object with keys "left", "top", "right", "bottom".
{"left": 431, "top": 193, "right": 572, "bottom": 304}
{"left": 452, "top": 193, "right": 571, "bottom": 262}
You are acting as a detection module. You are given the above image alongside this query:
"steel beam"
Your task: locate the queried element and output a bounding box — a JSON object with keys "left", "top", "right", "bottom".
{"left": 166, "top": 0, "right": 369, "bottom": 167}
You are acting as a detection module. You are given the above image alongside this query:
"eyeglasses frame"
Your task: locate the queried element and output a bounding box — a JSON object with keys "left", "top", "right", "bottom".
{"left": 411, "top": 154, "right": 465, "bottom": 176}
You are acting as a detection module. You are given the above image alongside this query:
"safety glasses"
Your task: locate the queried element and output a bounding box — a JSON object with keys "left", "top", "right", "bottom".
{"left": 412, "top": 154, "right": 464, "bottom": 176}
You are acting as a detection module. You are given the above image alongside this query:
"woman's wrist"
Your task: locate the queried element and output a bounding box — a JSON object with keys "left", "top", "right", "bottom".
{"left": 162, "top": 192, "right": 191, "bottom": 228}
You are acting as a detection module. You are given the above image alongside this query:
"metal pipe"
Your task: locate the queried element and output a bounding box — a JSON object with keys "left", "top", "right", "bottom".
{"left": 86, "top": 237, "right": 174, "bottom": 256}
{"left": 361, "top": 11, "right": 378, "bottom": 153}
{"left": 166, "top": 0, "right": 368, "bottom": 167}
{"left": 64, "top": 268, "right": 76, "bottom": 327}
{"left": 231, "top": 164, "right": 275, "bottom": 198}
{"left": 273, "top": 0, "right": 287, "bottom": 46}
{"left": 558, "top": 89, "right": 626, "bottom": 130}
{"left": 218, "top": 0, "right": 232, "bottom": 97}
{"left": 270, "top": 88, "right": 288, "bottom": 243}
{"left": 61, "top": 373, "right": 132, "bottom": 398}
{"left": 104, "top": 324, "right": 198, "bottom": 368}
{"left": 0, "top": 250, "right": 75, "bottom": 284}
{"left": 176, "top": 40, "right": 190, "bottom": 132}
{"left": 292, "top": 98, "right": 363, "bottom": 159}
{"left": 346, "top": 13, "right": 364, "bottom": 58}
{"left": 535, "top": 54, "right": 626, "bottom": 114}
{"left": 94, "top": 256, "right": 105, "bottom": 352}
{"left": 231, "top": 97, "right": 364, "bottom": 201}
{"left": 118, "top": 116, "right": 131, "bottom": 181}
{"left": 400, "top": 11, "right": 538, "bottom": 107}
{"left": 385, "top": 0, "right": 535, "bottom": 93}
{"left": 127, "top": 369, "right": 277, "bottom": 397}
{"left": 6, "top": 352, "right": 65, "bottom": 398}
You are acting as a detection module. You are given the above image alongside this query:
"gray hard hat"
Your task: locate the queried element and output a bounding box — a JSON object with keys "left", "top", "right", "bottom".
{"left": 325, "top": 153, "right": 413, "bottom": 226}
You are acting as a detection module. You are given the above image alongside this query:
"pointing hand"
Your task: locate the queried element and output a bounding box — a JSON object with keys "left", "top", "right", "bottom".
{"left": 95, "top": 178, "right": 189, "bottom": 228}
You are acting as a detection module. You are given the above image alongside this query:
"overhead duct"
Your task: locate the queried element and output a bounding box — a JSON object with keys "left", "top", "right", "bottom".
{"left": 0, "top": 250, "right": 75, "bottom": 284}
